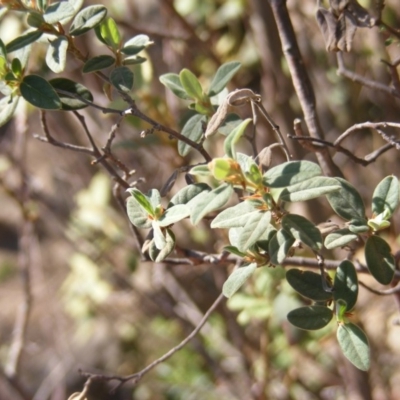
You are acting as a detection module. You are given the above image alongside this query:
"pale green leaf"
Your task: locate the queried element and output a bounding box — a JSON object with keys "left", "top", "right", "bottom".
{"left": 222, "top": 263, "right": 257, "bottom": 298}
{"left": 179, "top": 68, "right": 204, "bottom": 100}
{"left": 372, "top": 175, "right": 400, "bottom": 217}
{"left": 46, "top": 36, "right": 68, "bottom": 73}
{"left": 178, "top": 114, "right": 206, "bottom": 156}
{"left": 208, "top": 61, "right": 241, "bottom": 97}
{"left": 158, "top": 204, "right": 190, "bottom": 227}
{"left": 237, "top": 211, "right": 271, "bottom": 252}
{"left": 324, "top": 228, "right": 358, "bottom": 249}
{"left": 159, "top": 73, "right": 191, "bottom": 99}
{"left": 69, "top": 5, "right": 107, "bottom": 36}
{"left": 211, "top": 200, "right": 262, "bottom": 228}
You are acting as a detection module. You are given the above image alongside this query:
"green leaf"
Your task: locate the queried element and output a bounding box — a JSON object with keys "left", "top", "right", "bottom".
{"left": 37, "top": 0, "right": 48, "bottom": 12}
{"left": 49, "top": 78, "right": 93, "bottom": 110}
{"left": 337, "top": 323, "right": 370, "bottom": 371}
{"left": 179, "top": 69, "right": 204, "bottom": 100}
{"left": 122, "top": 56, "right": 147, "bottom": 65}
{"left": 365, "top": 235, "right": 395, "bottom": 285}
{"left": 286, "top": 269, "right": 333, "bottom": 301}
{"left": 99, "top": 17, "right": 121, "bottom": 50}
{"left": 20, "top": 75, "right": 61, "bottom": 110}
{"left": 126, "top": 188, "right": 155, "bottom": 217}
{"left": 11, "top": 58, "right": 22, "bottom": 77}
{"left": 333, "top": 260, "right": 358, "bottom": 311}
{"left": 126, "top": 196, "right": 152, "bottom": 228}
{"left": 69, "top": 5, "right": 107, "bottom": 36}
{"left": 124, "top": 34, "right": 153, "bottom": 48}
{"left": 372, "top": 175, "right": 400, "bottom": 217}
{"left": 46, "top": 36, "right": 68, "bottom": 73}
{"left": 27, "top": 12, "right": 45, "bottom": 28}
{"left": 83, "top": 55, "right": 115, "bottom": 73}
{"left": 223, "top": 246, "right": 246, "bottom": 257}
{"left": 169, "top": 183, "right": 211, "bottom": 207}
{"left": 208, "top": 61, "right": 241, "bottom": 97}
{"left": 326, "top": 178, "right": 365, "bottom": 221}
{"left": 222, "top": 263, "right": 257, "bottom": 298}
{"left": 6, "top": 30, "right": 42, "bottom": 53}
{"left": 178, "top": 114, "right": 206, "bottom": 156}
{"left": 43, "top": 1, "right": 75, "bottom": 24}
{"left": 148, "top": 228, "right": 175, "bottom": 262}
{"left": 324, "top": 228, "right": 358, "bottom": 249}
{"left": 348, "top": 219, "right": 369, "bottom": 233}
{"left": 158, "top": 204, "right": 190, "bottom": 227}
{"left": 190, "top": 183, "right": 233, "bottom": 225}
{"left": 120, "top": 45, "right": 145, "bottom": 56}
{"left": 287, "top": 306, "right": 333, "bottom": 330}
{"left": 263, "top": 160, "right": 322, "bottom": 188}
{"left": 279, "top": 177, "right": 341, "bottom": 202}
{"left": 160, "top": 73, "right": 191, "bottom": 99}
{"left": 189, "top": 164, "right": 212, "bottom": 176}
{"left": 268, "top": 229, "right": 295, "bottom": 265}
{"left": 237, "top": 211, "right": 272, "bottom": 252}
{"left": 152, "top": 222, "right": 166, "bottom": 250}
{"left": 211, "top": 200, "right": 262, "bottom": 228}
{"left": 110, "top": 66, "right": 134, "bottom": 93}
{"left": 0, "top": 39, "right": 6, "bottom": 58}
{"left": 0, "top": 95, "right": 19, "bottom": 128}
{"left": 224, "top": 118, "right": 252, "bottom": 159}
{"left": 281, "top": 214, "right": 323, "bottom": 251}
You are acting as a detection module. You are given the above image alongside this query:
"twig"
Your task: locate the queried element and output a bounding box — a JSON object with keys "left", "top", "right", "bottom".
{"left": 359, "top": 280, "right": 400, "bottom": 295}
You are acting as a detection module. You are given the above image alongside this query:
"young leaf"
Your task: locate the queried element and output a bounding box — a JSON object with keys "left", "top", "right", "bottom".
{"left": 179, "top": 69, "right": 204, "bottom": 100}
{"left": 83, "top": 55, "right": 115, "bottom": 73}
{"left": 110, "top": 66, "right": 134, "bottom": 92}
{"left": 287, "top": 306, "right": 333, "bottom": 330}
{"left": 333, "top": 260, "right": 358, "bottom": 311}
{"left": 372, "top": 175, "right": 400, "bottom": 217}
{"left": 126, "top": 196, "right": 152, "bottom": 228}
{"left": 99, "top": 17, "right": 121, "bottom": 50}
{"left": 263, "top": 160, "right": 321, "bottom": 188}
{"left": 190, "top": 183, "right": 233, "bottom": 225}
{"left": 46, "top": 36, "right": 68, "bottom": 73}
{"left": 365, "top": 235, "right": 395, "bottom": 285}
{"left": 268, "top": 229, "right": 295, "bottom": 265}
{"left": 348, "top": 219, "right": 369, "bottom": 233}
{"left": 279, "top": 177, "right": 341, "bottom": 202}
{"left": 324, "top": 228, "right": 358, "bottom": 249}
{"left": 124, "top": 34, "right": 153, "bottom": 48}
{"left": 224, "top": 118, "right": 252, "bottom": 159}
{"left": 148, "top": 229, "right": 175, "bottom": 262}
{"left": 6, "top": 30, "right": 43, "bottom": 53}
{"left": 286, "top": 269, "right": 333, "bottom": 301}
{"left": 237, "top": 211, "right": 272, "bottom": 252}
{"left": 20, "top": 75, "right": 61, "bottom": 110}
{"left": 49, "top": 78, "right": 93, "bottom": 110}
{"left": 211, "top": 200, "right": 262, "bottom": 228}
{"left": 222, "top": 263, "right": 257, "bottom": 298}
{"left": 126, "top": 188, "right": 155, "bottom": 217}
{"left": 159, "top": 73, "right": 191, "bottom": 99}
{"left": 43, "top": 1, "right": 75, "bottom": 24}
{"left": 337, "top": 323, "right": 370, "bottom": 371}
{"left": 157, "top": 204, "right": 190, "bottom": 227}
{"left": 178, "top": 114, "right": 206, "bottom": 156}
{"left": 0, "top": 95, "right": 19, "bottom": 128}
{"left": 189, "top": 165, "right": 212, "bottom": 176}
{"left": 326, "top": 178, "right": 365, "bottom": 221}
{"left": 169, "top": 183, "right": 211, "bottom": 207}
{"left": 69, "top": 5, "right": 107, "bottom": 36}
{"left": 281, "top": 214, "right": 323, "bottom": 251}
{"left": 208, "top": 61, "right": 241, "bottom": 97}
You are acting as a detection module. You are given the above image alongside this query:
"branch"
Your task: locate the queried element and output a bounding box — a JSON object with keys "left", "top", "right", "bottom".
{"left": 359, "top": 280, "right": 400, "bottom": 295}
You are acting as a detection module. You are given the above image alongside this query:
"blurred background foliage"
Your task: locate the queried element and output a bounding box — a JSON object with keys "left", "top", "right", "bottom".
{"left": 0, "top": 0, "right": 400, "bottom": 399}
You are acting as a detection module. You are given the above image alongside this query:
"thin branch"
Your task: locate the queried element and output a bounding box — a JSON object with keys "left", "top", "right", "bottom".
{"left": 359, "top": 280, "right": 400, "bottom": 295}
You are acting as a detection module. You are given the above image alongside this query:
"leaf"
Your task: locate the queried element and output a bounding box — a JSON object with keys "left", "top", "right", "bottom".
{"left": 46, "top": 36, "right": 68, "bottom": 73}
{"left": 6, "top": 30, "right": 42, "bottom": 53}
{"left": 124, "top": 34, "right": 153, "bottom": 48}
{"left": 280, "top": 176, "right": 341, "bottom": 202}
{"left": 324, "top": 228, "right": 358, "bottom": 249}
{"left": 83, "top": 55, "right": 115, "bottom": 73}
{"left": 110, "top": 66, "right": 134, "bottom": 92}
{"left": 99, "top": 17, "right": 121, "bottom": 50}
{"left": 365, "top": 235, "right": 395, "bottom": 285}
{"left": 148, "top": 228, "right": 175, "bottom": 262}
{"left": 326, "top": 178, "right": 365, "bottom": 221}
{"left": 123, "top": 56, "right": 147, "bottom": 66}
{"left": 189, "top": 165, "right": 212, "bottom": 176}
{"left": 337, "top": 323, "right": 370, "bottom": 371}
{"left": 268, "top": 229, "right": 295, "bottom": 265}
{"left": 43, "top": 1, "right": 75, "bottom": 24}
{"left": 190, "top": 183, "right": 233, "bottom": 225}
{"left": 286, "top": 269, "right": 333, "bottom": 301}
{"left": 237, "top": 211, "right": 272, "bottom": 252}
{"left": 348, "top": 219, "right": 369, "bottom": 233}
{"left": 49, "top": 78, "right": 93, "bottom": 110}
{"left": 11, "top": 58, "right": 22, "bottom": 77}
{"left": 281, "top": 214, "right": 323, "bottom": 251}
{"left": 224, "top": 118, "right": 252, "bottom": 159}
{"left": 69, "top": 5, "right": 107, "bottom": 36}
{"left": 27, "top": 12, "right": 45, "bottom": 28}
{"left": 169, "top": 183, "right": 211, "bottom": 207}
{"left": 179, "top": 69, "right": 204, "bottom": 100}
{"left": 178, "top": 114, "right": 206, "bottom": 156}
{"left": 126, "top": 196, "right": 151, "bottom": 228}
{"left": 333, "top": 260, "right": 358, "bottom": 311}
{"left": 222, "top": 263, "right": 257, "bottom": 298}
{"left": 208, "top": 61, "right": 241, "bottom": 97}
{"left": 0, "top": 95, "right": 19, "bottom": 128}
{"left": 120, "top": 45, "right": 145, "bottom": 56}
{"left": 159, "top": 73, "right": 191, "bottom": 99}
{"left": 287, "top": 306, "right": 333, "bottom": 330}
{"left": 372, "top": 175, "right": 400, "bottom": 217}
{"left": 20, "top": 75, "right": 61, "bottom": 110}
{"left": 152, "top": 222, "right": 166, "bottom": 250}
{"left": 126, "top": 188, "right": 155, "bottom": 217}
{"left": 263, "top": 160, "right": 322, "bottom": 188}
{"left": 223, "top": 246, "right": 246, "bottom": 257}
{"left": 211, "top": 200, "right": 262, "bottom": 228}
{"left": 158, "top": 204, "right": 190, "bottom": 227}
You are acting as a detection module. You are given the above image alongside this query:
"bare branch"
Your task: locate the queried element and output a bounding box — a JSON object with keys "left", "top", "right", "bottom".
{"left": 359, "top": 280, "right": 400, "bottom": 295}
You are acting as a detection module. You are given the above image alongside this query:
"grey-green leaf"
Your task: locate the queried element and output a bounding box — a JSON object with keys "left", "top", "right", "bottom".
{"left": 148, "top": 229, "right": 175, "bottom": 262}
{"left": 326, "top": 178, "right": 365, "bottom": 221}
{"left": 281, "top": 214, "right": 323, "bottom": 251}
{"left": 20, "top": 75, "right": 61, "bottom": 110}
{"left": 43, "top": 1, "right": 75, "bottom": 24}
{"left": 46, "top": 36, "right": 68, "bottom": 73}
{"left": 263, "top": 160, "right": 321, "bottom": 188}
{"left": 365, "top": 235, "right": 395, "bottom": 285}
{"left": 208, "top": 61, "right": 241, "bottom": 97}
{"left": 286, "top": 269, "right": 333, "bottom": 301}
{"left": 110, "top": 66, "right": 134, "bottom": 93}
{"left": 211, "top": 200, "right": 262, "bottom": 228}
{"left": 83, "top": 55, "right": 115, "bottom": 73}
{"left": 372, "top": 175, "right": 400, "bottom": 217}
{"left": 287, "top": 306, "right": 333, "bottom": 330}
{"left": 158, "top": 204, "right": 190, "bottom": 227}
{"left": 49, "top": 78, "right": 93, "bottom": 110}
{"left": 159, "top": 73, "right": 191, "bottom": 100}
{"left": 222, "top": 263, "right": 257, "bottom": 298}
{"left": 126, "top": 196, "right": 151, "bottom": 228}
{"left": 237, "top": 211, "right": 272, "bottom": 252}
{"left": 269, "top": 229, "right": 295, "bottom": 265}
{"left": 6, "top": 30, "right": 42, "bottom": 53}
{"left": 169, "top": 183, "right": 211, "bottom": 207}
{"left": 126, "top": 188, "right": 155, "bottom": 216}
{"left": 178, "top": 114, "right": 206, "bottom": 156}
{"left": 337, "top": 323, "right": 370, "bottom": 371}
{"left": 69, "top": 5, "right": 107, "bottom": 36}
{"left": 324, "top": 228, "right": 358, "bottom": 249}
{"left": 224, "top": 118, "right": 252, "bottom": 160}
{"left": 0, "top": 95, "right": 19, "bottom": 128}
{"left": 333, "top": 260, "right": 358, "bottom": 311}
{"left": 179, "top": 69, "right": 203, "bottom": 100}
